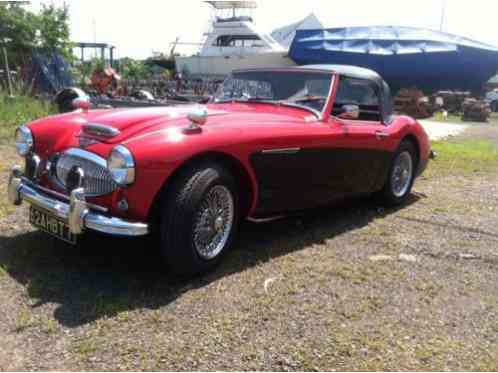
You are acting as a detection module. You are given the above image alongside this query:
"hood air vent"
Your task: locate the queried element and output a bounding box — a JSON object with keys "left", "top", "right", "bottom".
{"left": 82, "top": 123, "right": 121, "bottom": 138}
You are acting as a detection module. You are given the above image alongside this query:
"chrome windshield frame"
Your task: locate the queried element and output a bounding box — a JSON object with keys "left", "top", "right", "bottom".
{"left": 212, "top": 69, "right": 335, "bottom": 120}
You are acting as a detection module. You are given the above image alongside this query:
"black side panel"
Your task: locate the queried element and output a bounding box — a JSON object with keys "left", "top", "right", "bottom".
{"left": 250, "top": 148, "right": 391, "bottom": 216}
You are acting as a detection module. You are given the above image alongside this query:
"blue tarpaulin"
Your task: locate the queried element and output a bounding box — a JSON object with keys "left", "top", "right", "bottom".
{"left": 289, "top": 26, "right": 498, "bottom": 92}
{"left": 30, "top": 51, "right": 73, "bottom": 94}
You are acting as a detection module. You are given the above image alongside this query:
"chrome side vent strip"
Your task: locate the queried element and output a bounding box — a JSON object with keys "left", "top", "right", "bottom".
{"left": 261, "top": 148, "right": 301, "bottom": 155}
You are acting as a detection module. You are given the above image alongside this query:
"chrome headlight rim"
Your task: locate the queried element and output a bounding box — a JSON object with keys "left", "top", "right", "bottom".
{"left": 15, "top": 126, "right": 34, "bottom": 157}
{"left": 107, "top": 145, "right": 135, "bottom": 186}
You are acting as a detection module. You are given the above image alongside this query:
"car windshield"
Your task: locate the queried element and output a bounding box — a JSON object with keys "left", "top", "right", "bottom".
{"left": 213, "top": 70, "right": 333, "bottom": 116}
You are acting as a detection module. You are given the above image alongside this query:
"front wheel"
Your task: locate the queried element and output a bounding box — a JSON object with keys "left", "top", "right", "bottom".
{"left": 378, "top": 141, "right": 417, "bottom": 206}
{"left": 159, "top": 163, "right": 238, "bottom": 276}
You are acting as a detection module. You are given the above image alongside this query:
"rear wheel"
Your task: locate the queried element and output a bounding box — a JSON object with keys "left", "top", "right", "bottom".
{"left": 159, "top": 162, "right": 238, "bottom": 276}
{"left": 378, "top": 141, "right": 417, "bottom": 206}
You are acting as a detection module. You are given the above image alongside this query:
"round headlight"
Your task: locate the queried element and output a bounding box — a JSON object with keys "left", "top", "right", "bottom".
{"left": 15, "top": 126, "right": 34, "bottom": 156}
{"left": 107, "top": 145, "right": 135, "bottom": 185}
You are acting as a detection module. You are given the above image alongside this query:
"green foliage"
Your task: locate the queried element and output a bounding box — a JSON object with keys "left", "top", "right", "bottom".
{"left": 0, "top": 2, "right": 73, "bottom": 66}
{"left": 37, "top": 4, "right": 73, "bottom": 61}
{"left": 118, "top": 58, "right": 152, "bottom": 81}
{"left": 0, "top": 91, "right": 55, "bottom": 143}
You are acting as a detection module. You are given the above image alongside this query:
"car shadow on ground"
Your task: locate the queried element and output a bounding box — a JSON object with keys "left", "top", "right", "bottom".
{"left": 0, "top": 194, "right": 421, "bottom": 328}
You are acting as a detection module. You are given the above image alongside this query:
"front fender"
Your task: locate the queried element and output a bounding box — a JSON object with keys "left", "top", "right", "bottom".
{"left": 121, "top": 127, "right": 259, "bottom": 222}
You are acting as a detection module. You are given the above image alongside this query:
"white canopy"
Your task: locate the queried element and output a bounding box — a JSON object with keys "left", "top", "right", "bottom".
{"left": 271, "top": 13, "right": 323, "bottom": 49}
{"left": 205, "top": 1, "right": 257, "bottom": 9}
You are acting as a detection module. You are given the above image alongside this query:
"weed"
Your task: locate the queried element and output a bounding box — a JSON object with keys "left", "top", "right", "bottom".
{"left": 14, "top": 307, "right": 35, "bottom": 332}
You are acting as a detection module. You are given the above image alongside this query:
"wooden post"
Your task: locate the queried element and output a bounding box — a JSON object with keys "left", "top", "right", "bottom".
{"left": 1, "top": 44, "right": 14, "bottom": 97}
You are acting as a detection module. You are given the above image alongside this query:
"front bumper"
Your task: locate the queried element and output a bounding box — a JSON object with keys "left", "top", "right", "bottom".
{"left": 7, "top": 166, "right": 149, "bottom": 237}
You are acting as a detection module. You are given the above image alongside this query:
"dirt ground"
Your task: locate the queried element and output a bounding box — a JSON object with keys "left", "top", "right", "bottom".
{"left": 0, "top": 125, "right": 497, "bottom": 371}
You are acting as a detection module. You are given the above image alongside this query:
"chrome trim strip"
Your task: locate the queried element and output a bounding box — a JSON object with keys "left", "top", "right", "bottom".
{"left": 8, "top": 167, "right": 148, "bottom": 237}
{"left": 247, "top": 215, "right": 286, "bottom": 223}
{"left": 261, "top": 148, "right": 301, "bottom": 155}
{"left": 64, "top": 148, "right": 108, "bottom": 168}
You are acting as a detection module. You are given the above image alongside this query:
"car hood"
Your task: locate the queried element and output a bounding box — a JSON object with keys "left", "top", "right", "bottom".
{"left": 59, "top": 104, "right": 314, "bottom": 142}
{"left": 77, "top": 105, "right": 228, "bottom": 142}
{"left": 28, "top": 103, "right": 317, "bottom": 155}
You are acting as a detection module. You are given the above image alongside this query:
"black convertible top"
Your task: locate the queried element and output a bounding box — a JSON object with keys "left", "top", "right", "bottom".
{"left": 297, "top": 65, "right": 394, "bottom": 124}
{"left": 296, "top": 64, "right": 383, "bottom": 83}
{"left": 234, "top": 64, "right": 395, "bottom": 123}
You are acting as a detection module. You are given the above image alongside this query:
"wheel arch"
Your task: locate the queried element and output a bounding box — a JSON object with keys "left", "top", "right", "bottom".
{"left": 147, "top": 151, "right": 256, "bottom": 230}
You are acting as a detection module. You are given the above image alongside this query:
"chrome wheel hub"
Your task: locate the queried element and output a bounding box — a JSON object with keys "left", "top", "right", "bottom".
{"left": 193, "top": 185, "right": 234, "bottom": 260}
{"left": 391, "top": 151, "right": 413, "bottom": 198}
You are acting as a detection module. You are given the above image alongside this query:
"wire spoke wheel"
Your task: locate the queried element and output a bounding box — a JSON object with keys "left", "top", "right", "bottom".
{"left": 391, "top": 151, "right": 413, "bottom": 198}
{"left": 193, "top": 185, "right": 235, "bottom": 260}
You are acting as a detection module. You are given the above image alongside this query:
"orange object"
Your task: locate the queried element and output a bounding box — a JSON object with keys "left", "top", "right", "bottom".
{"left": 90, "top": 67, "right": 121, "bottom": 95}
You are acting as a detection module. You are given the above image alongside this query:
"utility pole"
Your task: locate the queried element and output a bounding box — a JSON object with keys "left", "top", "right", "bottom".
{"left": 440, "top": 0, "right": 447, "bottom": 32}
{"left": 1, "top": 43, "right": 14, "bottom": 97}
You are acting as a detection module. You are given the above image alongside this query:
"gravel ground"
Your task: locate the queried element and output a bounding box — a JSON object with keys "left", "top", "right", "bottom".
{"left": 419, "top": 120, "right": 468, "bottom": 141}
{"left": 0, "top": 126, "right": 498, "bottom": 371}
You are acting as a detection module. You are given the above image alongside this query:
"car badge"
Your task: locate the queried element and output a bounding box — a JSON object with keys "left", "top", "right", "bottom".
{"left": 66, "top": 166, "right": 85, "bottom": 192}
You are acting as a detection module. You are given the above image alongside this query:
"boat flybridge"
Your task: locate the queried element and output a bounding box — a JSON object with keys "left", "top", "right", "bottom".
{"left": 175, "top": 1, "right": 295, "bottom": 79}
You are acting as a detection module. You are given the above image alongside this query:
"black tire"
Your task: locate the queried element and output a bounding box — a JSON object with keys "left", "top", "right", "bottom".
{"left": 159, "top": 162, "right": 239, "bottom": 276}
{"left": 378, "top": 141, "right": 417, "bottom": 206}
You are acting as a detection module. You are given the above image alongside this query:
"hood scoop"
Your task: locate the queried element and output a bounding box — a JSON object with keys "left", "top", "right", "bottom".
{"left": 82, "top": 123, "right": 121, "bottom": 138}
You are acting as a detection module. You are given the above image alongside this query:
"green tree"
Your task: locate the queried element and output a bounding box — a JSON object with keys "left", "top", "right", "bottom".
{"left": 37, "top": 4, "right": 73, "bottom": 60}
{"left": 119, "top": 58, "right": 151, "bottom": 81}
{"left": 0, "top": 2, "right": 73, "bottom": 67}
{"left": 0, "top": 3, "right": 38, "bottom": 65}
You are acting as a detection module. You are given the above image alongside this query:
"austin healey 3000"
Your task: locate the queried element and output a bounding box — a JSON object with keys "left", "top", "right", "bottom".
{"left": 8, "top": 65, "right": 433, "bottom": 274}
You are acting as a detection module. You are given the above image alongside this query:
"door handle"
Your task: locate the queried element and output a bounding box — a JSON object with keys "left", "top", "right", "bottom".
{"left": 375, "top": 131, "right": 390, "bottom": 140}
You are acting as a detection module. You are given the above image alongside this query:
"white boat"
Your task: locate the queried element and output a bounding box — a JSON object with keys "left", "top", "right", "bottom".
{"left": 175, "top": 1, "right": 295, "bottom": 79}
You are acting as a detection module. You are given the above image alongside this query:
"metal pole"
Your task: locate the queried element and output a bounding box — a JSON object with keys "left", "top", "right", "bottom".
{"left": 440, "top": 0, "right": 447, "bottom": 32}
{"left": 2, "top": 45, "right": 14, "bottom": 97}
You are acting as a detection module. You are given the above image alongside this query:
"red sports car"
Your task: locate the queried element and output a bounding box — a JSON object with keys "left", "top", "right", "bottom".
{"left": 8, "top": 65, "right": 433, "bottom": 274}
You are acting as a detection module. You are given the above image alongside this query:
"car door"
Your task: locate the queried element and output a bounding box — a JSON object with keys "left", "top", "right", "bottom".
{"left": 331, "top": 77, "right": 396, "bottom": 194}
{"left": 250, "top": 121, "right": 351, "bottom": 217}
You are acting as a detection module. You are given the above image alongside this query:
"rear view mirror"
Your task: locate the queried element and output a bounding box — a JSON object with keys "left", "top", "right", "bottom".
{"left": 338, "top": 104, "right": 360, "bottom": 120}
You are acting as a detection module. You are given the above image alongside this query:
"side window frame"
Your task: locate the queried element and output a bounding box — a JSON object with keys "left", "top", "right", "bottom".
{"left": 334, "top": 76, "right": 382, "bottom": 122}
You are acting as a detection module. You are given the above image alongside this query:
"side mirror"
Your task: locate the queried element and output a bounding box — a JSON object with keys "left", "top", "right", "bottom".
{"left": 338, "top": 104, "right": 360, "bottom": 120}
{"left": 72, "top": 97, "right": 91, "bottom": 112}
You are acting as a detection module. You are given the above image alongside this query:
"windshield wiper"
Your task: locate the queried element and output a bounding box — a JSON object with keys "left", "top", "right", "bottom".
{"left": 214, "top": 97, "right": 278, "bottom": 105}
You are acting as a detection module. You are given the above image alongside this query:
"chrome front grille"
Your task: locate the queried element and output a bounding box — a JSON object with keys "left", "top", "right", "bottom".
{"left": 56, "top": 148, "right": 117, "bottom": 196}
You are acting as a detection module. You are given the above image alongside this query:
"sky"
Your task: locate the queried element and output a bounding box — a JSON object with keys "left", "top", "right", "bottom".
{"left": 27, "top": 0, "right": 498, "bottom": 60}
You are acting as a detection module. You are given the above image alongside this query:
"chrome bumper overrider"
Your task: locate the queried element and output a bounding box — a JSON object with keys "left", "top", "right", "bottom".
{"left": 7, "top": 166, "right": 148, "bottom": 237}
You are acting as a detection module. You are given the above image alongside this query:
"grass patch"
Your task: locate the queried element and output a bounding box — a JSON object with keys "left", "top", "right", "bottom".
{"left": 0, "top": 91, "right": 55, "bottom": 144}
{"left": 427, "top": 139, "right": 498, "bottom": 176}
{"left": 14, "top": 307, "right": 36, "bottom": 333}
{"left": 73, "top": 337, "right": 98, "bottom": 357}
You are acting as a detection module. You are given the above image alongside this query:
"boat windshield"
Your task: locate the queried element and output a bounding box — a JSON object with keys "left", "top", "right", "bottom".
{"left": 213, "top": 70, "right": 333, "bottom": 116}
